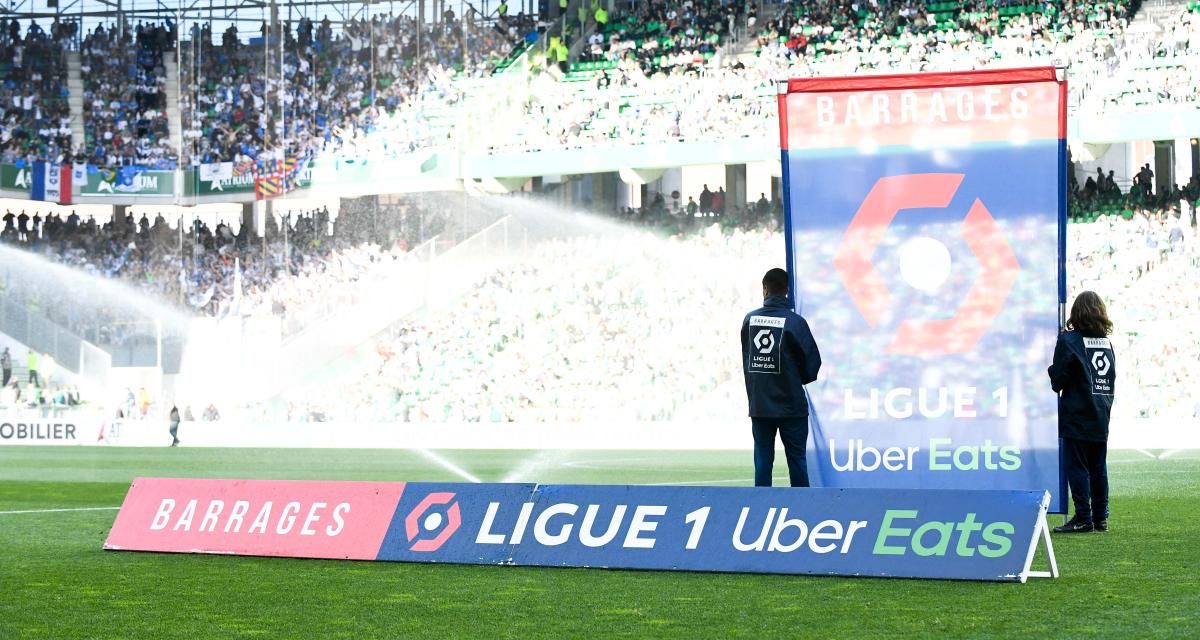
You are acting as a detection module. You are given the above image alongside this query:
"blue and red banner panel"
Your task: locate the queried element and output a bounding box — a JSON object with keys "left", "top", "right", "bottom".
{"left": 106, "top": 478, "right": 1052, "bottom": 582}
{"left": 777, "top": 68, "right": 1067, "bottom": 511}
{"left": 30, "top": 161, "right": 71, "bottom": 204}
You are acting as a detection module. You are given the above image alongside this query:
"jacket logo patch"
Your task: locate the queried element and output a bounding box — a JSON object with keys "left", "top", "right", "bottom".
{"left": 748, "top": 316, "right": 782, "bottom": 375}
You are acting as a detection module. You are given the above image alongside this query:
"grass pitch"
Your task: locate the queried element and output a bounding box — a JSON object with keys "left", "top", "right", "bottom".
{"left": 0, "top": 447, "right": 1196, "bottom": 639}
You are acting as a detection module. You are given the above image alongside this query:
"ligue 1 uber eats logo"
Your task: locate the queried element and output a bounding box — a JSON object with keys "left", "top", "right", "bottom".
{"left": 833, "top": 173, "right": 1020, "bottom": 355}
{"left": 754, "top": 329, "right": 775, "bottom": 354}
{"left": 405, "top": 492, "right": 462, "bottom": 552}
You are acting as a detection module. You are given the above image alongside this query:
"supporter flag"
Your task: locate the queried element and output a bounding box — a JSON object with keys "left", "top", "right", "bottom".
{"left": 281, "top": 157, "right": 297, "bottom": 192}
{"left": 777, "top": 68, "right": 1068, "bottom": 511}
{"left": 252, "top": 158, "right": 279, "bottom": 197}
{"left": 281, "top": 156, "right": 308, "bottom": 193}
{"left": 255, "top": 176, "right": 282, "bottom": 200}
{"left": 30, "top": 161, "right": 71, "bottom": 204}
{"left": 200, "top": 162, "right": 233, "bottom": 182}
{"left": 187, "top": 283, "right": 216, "bottom": 309}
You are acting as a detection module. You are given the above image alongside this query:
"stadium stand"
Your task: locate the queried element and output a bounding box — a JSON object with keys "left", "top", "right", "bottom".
{"left": 0, "top": 0, "right": 1194, "bottom": 164}
{"left": 272, "top": 195, "right": 1194, "bottom": 424}
{"left": 477, "top": 0, "right": 1162, "bottom": 151}
{"left": 177, "top": 12, "right": 533, "bottom": 167}
{"left": 0, "top": 202, "right": 443, "bottom": 328}
{"left": 578, "top": 0, "right": 741, "bottom": 72}
{"left": 0, "top": 377, "right": 83, "bottom": 412}
{"left": 287, "top": 226, "right": 756, "bottom": 423}
{"left": 0, "top": 2, "right": 1196, "bottom": 422}
{"left": 1071, "top": 205, "right": 1198, "bottom": 422}
{"left": 0, "top": 18, "right": 74, "bottom": 165}
{"left": 1082, "top": 1, "right": 1200, "bottom": 111}
{"left": 81, "top": 22, "right": 176, "bottom": 169}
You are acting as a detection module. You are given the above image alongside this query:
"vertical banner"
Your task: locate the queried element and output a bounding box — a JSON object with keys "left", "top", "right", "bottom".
{"left": 778, "top": 68, "right": 1067, "bottom": 511}
{"left": 59, "top": 163, "right": 72, "bottom": 205}
{"left": 30, "top": 160, "right": 56, "bottom": 200}
{"left": 30, "top": 161, "right": 47, "bottom": 201}
{"left": 30, "top": 161, "right": 69, "bottom": 204}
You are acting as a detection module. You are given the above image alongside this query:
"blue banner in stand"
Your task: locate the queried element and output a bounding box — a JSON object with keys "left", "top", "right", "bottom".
{"left": 777, "top": 69, "right": 1068, "bottom": 511}
{"left": 377, "top": 483, "right": 1052, "bottom": 582}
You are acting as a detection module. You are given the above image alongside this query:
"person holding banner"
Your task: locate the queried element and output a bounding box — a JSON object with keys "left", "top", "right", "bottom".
{"left": 1049, "top": 291, "right": 1117, "bottom": 533}
{"left": 741, "top": 268, "right": 822, "bottom": 487}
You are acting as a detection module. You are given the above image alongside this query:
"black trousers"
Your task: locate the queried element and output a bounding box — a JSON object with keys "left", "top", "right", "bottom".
{"left": 1063, "top": 436, "right": 1109, "bottom": 522}
{"left": 751, "top": 417, "right": 810, "bottom": 487}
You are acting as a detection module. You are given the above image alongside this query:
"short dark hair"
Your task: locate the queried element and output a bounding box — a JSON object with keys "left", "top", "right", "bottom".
{"left": 762, "top": 268, "right": 789, "bottom": 295}
{"left": 1068, "top": 290, "right": 1112, "bottom": 337}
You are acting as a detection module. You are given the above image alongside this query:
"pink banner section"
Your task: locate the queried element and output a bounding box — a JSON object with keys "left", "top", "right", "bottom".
{"left": 783, "top": 81, "right": 1061, "bottom": 151}
{"left": 104, "top": 478, "right": 406, "bottom": 560}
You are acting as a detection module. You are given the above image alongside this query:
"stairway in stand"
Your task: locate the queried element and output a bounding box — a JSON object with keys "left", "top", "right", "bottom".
{"left": 66, "top": 51, "right": 85, "bottom": 152}
{"left": 163, "top": 53, "right": 183, "bottom": 159}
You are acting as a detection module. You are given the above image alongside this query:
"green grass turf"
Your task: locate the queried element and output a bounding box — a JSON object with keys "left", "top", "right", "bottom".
{"left": 0, "top": 447, "right": 1197, "bottom": 639}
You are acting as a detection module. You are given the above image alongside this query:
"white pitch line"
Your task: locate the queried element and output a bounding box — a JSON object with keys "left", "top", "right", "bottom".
{"left": 416, "top": 448, "right": 483, "bottom": 483}
{"left": 0, "top": 506, "right": 120, "bottom": 516}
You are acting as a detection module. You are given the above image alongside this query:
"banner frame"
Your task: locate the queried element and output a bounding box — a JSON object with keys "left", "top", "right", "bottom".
{"left": 776, "top": 68, "right": 1069, "bottom": 513}
{"left": 1054, "top": 68, "right": 1071, "bottom": 515}
{"left": 1020, "top": 491, "right": 1060, "bottom": 582}
{"left": 776, "top": 82, "right": 799, "bottom": 313}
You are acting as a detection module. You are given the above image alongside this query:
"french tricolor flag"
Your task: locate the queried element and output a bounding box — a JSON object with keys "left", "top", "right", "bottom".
{"left": 30, "top": 161, "right": 72, "bottom": 205}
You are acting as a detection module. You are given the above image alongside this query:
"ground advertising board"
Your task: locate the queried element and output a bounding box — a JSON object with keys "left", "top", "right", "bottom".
{"left": 80, "top": 167, "right": 175, "bottom": 196}
{"left": 0, "top": 163, "right": 30, "bottom": 194}
{"left": 105, "top": 479, "right": 1057, "bottom": 582}
{"left": 185, "top": 162, "right": 314, "bottom": 196}
{"left": 0, "top": 411, "right": 180, "bottom": 446}
{"left": 0, "top": 411, "right": 102, "bottom": 444}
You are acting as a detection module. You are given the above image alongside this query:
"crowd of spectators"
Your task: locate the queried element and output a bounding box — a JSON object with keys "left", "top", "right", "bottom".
{"left": 286, "top": 225, "right": 755, "bottom": 422}
{"left": 754, "top": 0, "right": 1137, "bottom": 70}
{"left": 606, "top": 187, "right": 780, "bottom": 237}
{"left": 1071, "top": 204, "right": 1197, "bottom": 420}
{"left": 0, "top": 346, "right": 83, "bottom": 415}
{"left": 474, "top": 0, "right": 1198, "bottom": 152}
{"left": 0, "top": 196, "right": 449, "bottom": 347}
{"left": 0, "top": 18, "right": 74, "bottom": 166}
{"left": 1070, "top": 161, "right": 1200, "bottom": 221}
{"left": 276, "top": 182, "right": 1191, "bottom": 423}
{"left": 80, "top": 22, "right": 176, "bottom": 169}
{"left": 0, "top": 3, "right": 1197, "bottom": 426}
{"left": 1, "top": 166, "right": 1195, "bottom": 424}
{"left": 580, "top": 0, "right": 743, "bottom": 73}
{"left": 2, "top": 1, "right": 1199, "bottom": 165}
{"left": 4, "top": 9, "right": 535, "bottom": 167}
{"left": 177, "top": 11, "right": 533, "bottom": 169}
{"left": 1080, "top": 2, "right": 1200, "bottom": 111}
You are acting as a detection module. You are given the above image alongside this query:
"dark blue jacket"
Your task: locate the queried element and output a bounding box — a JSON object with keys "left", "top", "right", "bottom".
{"left": 1048, "top": 330, "right": 1116, "bottom": 442}
{"left": 741, "top": 294, "right": 821, "bottom": 418}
